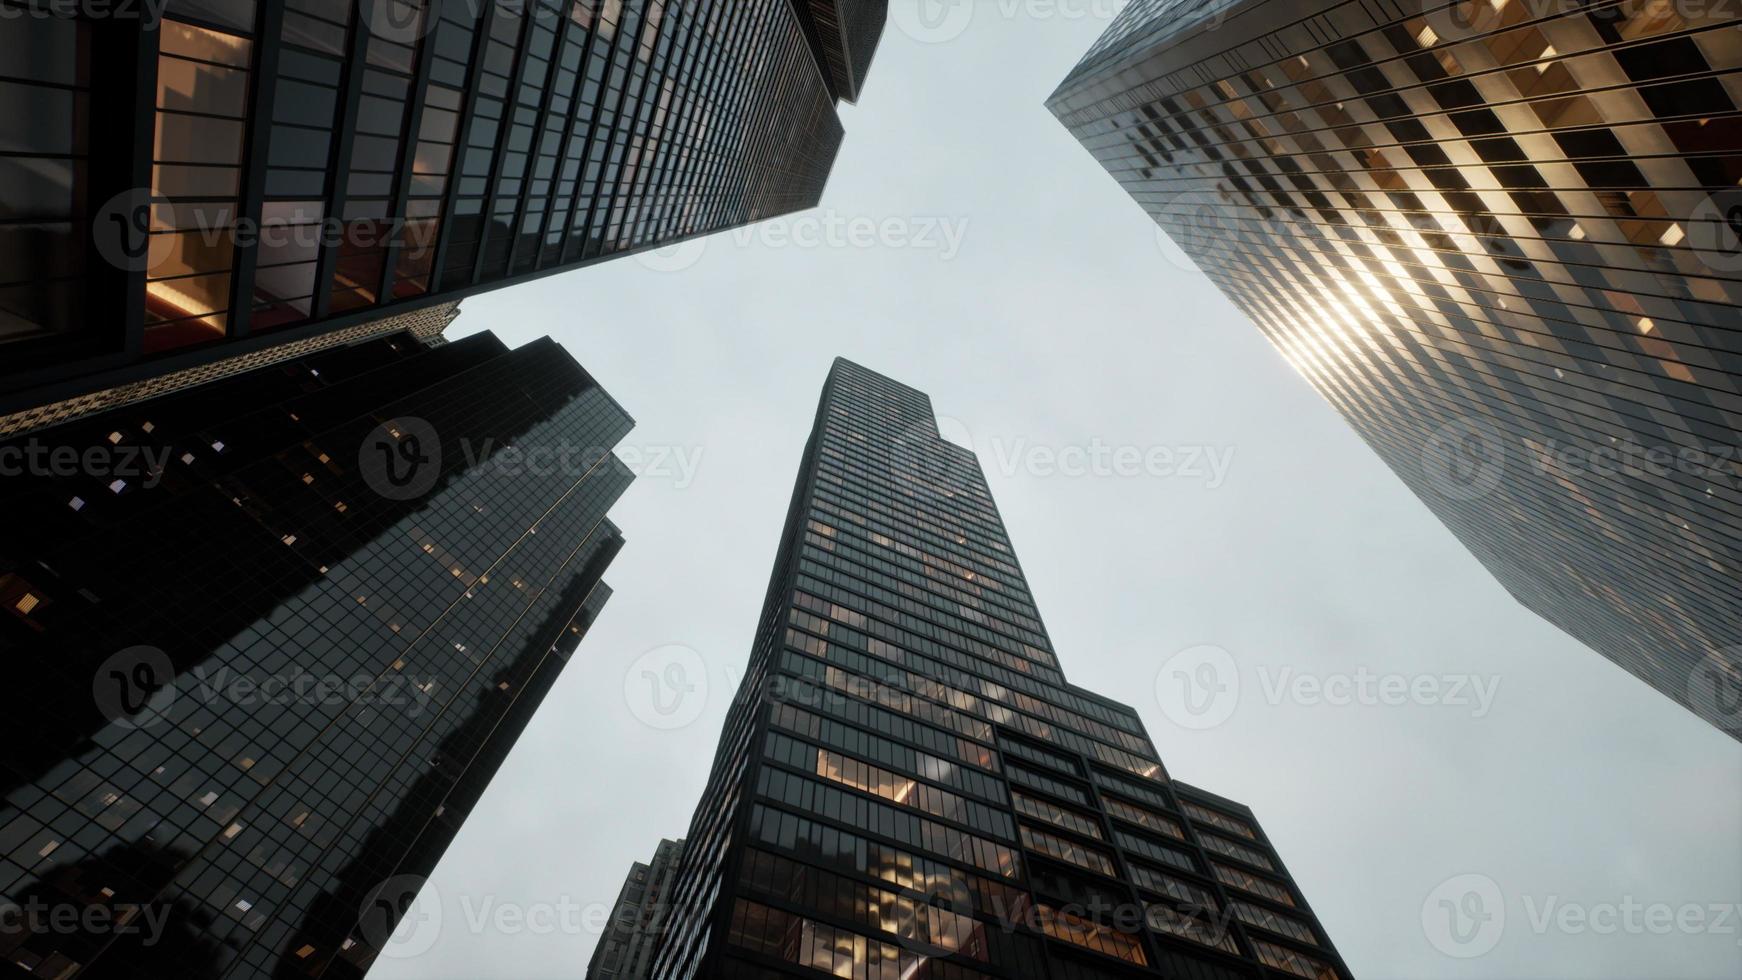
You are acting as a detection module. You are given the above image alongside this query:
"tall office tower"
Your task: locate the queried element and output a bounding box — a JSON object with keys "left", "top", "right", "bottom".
{"left": 587, "top": 839, "right": 687, "bottom": 980}
{"left": 0, "top": 324, "right": 635, "bottom": 977}
{"left": 1049, "top": 1, "right": 1742, "bottom": 740}
{"left": 638, "top": 360, "right": 1349, "bottom": 980}
{"left": 1, "top": 0, "right": 885, "bottom": 428}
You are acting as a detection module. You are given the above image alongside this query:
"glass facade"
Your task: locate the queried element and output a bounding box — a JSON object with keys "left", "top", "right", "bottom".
{"left": 795, "top": 0, "right": 887, "bottom": 102}
{"left": 641, "top": 360, "right": 1349, "bottom": 980}
{"left": 1050, "top": 0, "right": 1742, "bottom": 741}
{"left": 1, "top": 0, "right": 883, "bottom": 428}
{"left": 0, "top": 324, "right": 634, "bottom": 977}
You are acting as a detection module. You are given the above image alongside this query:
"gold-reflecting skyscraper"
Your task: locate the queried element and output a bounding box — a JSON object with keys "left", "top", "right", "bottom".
{"left": 1051, "top": 0, "right": 1742, "bottom": 741}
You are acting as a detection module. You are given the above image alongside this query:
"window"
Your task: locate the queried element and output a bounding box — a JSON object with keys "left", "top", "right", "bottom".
{"left": 1034, "top": 903, "right": 1147, "bottom": 966}
{"left": 1212, "top": 862, "right": 1295, "bottom": 907}
{"left": 1232, "top": 900, "right": 1319, "bottom": 946}
{"left": 1012, "top": 792, "right": 1102, "bottom": 839}
{"left": 1254, "top": 939, "right": 1340, "bottom": 980}
{"left": 0, "top": 15, "right": 90, "bottom": 344}
{"left": 1199, "top": 831, "right": 1274, "bottom": 870}
{"left": 1183, "top": 801, "right": 1257, "bottom": 839}
{"left": 1107, "top": 797, "right": 1184, "bottom": 839}
{"left": 1020, "top": 824, "right": 1115, "bottom": 876}
{"left": 727, "top": 899, "right": 998, "bottom": 980}
{"left": 145, "top": 19, "right": 256, "bottom": 352}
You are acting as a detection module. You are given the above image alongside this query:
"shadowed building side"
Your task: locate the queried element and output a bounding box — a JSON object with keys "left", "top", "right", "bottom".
{"left": 2, "top": 0, "right": 888, "bottom": 432}
{"left": 587, "top": 839, "right": 687, "bottom": 980}
{"left": 0, "top": 319, "right": 636, "bottom": 978}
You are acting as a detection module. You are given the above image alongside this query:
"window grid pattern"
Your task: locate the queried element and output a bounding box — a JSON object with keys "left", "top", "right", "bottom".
{"left": 5, "top": 0, "right": 850, "bottom": 427}
{"left": 649, "top": 360, "right": 1349, "bottom": 980}
{"left": 1050, "top": 0, "right": 1742, "bottom": 740}
{"left": 0, "top": 329, "right": 634, "bottom": 977}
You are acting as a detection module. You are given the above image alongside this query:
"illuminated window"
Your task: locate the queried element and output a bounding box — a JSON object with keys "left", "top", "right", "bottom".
{"left": 1035, "top": 903, "right": 1148, "bottom": 966}
{"left": 1254, "top": 939, "right": 1340, "bottom": 979}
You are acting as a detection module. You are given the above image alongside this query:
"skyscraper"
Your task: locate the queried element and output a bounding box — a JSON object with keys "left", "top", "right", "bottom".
{"left": 1, "top": 0, "right": 885, "bottom": 430}
{"left": 639, "top": 360, "right": 1350, "bottom": 980}
{"left": 587, "top": 838, "right": 686, "bottom": 980}
{"left": 1050, "top": 1, "right": 1742, "bottom": 740}
{"left": 0, "top": 321, "right": 635, "bottom": 977}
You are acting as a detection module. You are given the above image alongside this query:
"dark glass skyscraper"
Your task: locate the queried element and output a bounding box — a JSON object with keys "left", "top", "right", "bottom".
{"left": 1050, "top": 0, "right": 1742, "bottom": 740}
{"left": 0, "top": 322, "right": 634, "bottom": 977}
{"left": 1, "top": 0, "right": 884, "bottom": 430}
{"left": 639, "top": 360, "right": 1349, "bottom": 980}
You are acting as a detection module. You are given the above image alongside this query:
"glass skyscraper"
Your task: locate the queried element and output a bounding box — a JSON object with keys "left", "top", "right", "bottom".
{"left": 0, "top": 322, "right": 634, "bottom": 977}
{"left": 640, "top": 360, "right": 1350, "bottom": 980}
{"left": 1, "top": 0, "right": 884, "bottom": 432}
{"left": 1050, "top": 0, "right": 1742, "bottom": 740}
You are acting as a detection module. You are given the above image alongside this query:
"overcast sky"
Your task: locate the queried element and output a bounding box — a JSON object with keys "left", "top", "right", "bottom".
{"left": 372, "top": 4, "right": 1742, "bottom": 978}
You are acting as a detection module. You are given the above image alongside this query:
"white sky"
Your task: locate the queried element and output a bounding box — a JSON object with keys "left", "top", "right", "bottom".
{"left": 372, "top": 4, "right": 1742, "bottom": 978}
